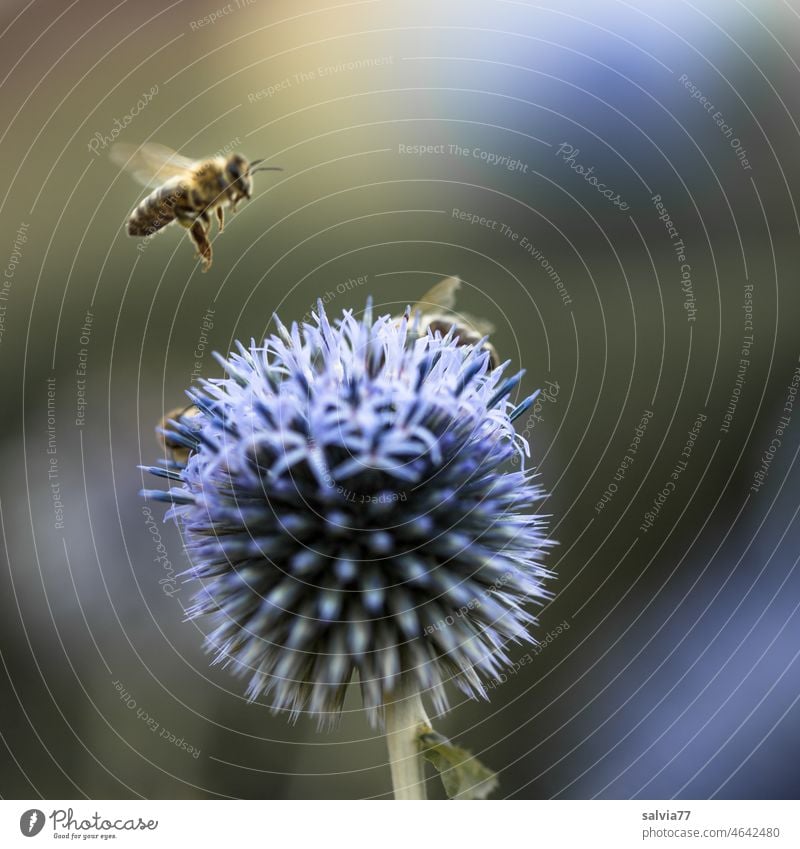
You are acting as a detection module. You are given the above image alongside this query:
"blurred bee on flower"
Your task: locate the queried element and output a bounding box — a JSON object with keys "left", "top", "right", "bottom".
{"left": 403, "top": 276, "right": 499, "bottom": 368}
{"left": 111, "top": 143, "right": 282, "bottom": 271}
{"left": 156, "top": 403, "right": 201, "bottom": 467}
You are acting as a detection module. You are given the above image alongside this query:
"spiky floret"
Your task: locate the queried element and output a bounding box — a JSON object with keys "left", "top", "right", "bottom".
{"left": 143, "top": 300, "right": 552, "bottom": 726}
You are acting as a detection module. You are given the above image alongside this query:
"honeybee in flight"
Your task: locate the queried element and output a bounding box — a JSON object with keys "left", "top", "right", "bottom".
{"left": 406, "top": 276, "right": 500, "bottom": 368}
{"left": 111, "top": 143, "right": 281, "bottom": 271}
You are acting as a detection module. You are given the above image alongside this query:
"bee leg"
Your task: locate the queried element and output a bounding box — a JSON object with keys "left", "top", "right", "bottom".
{"left": 216, "top": 206, "right": 225, "bottom": 233}
{"left": 191, "top": 223, "right": 213, "bottom": 271}
{"left": 186, "top": 211, "right": 213, "bottom": 271}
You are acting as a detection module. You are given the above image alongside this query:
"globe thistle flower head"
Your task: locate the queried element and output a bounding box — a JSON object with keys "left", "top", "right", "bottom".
{"left": 143, "top": 299, "right": 553, "bottom": 726}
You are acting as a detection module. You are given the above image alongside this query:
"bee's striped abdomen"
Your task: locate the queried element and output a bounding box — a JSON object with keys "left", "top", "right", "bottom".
{"left": 127, "top": 182, "right": 185, "bottom": 237}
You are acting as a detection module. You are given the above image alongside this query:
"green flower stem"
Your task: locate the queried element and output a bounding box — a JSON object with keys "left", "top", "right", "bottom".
{"left": 384, "top": 691, "right": 432, "bottom": 800}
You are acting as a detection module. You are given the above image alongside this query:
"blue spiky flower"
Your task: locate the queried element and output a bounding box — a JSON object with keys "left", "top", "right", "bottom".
{"left": 143, "top": 300, "right": 552, "bottom": 725}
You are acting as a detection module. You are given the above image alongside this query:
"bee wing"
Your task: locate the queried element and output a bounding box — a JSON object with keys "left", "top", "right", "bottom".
{"left": 413, "top": 275, "right": 462, "bottom": 314}
{"left": 111, "top": 142, "right": 197, "bottom": 188}
{"left": 412, "top": 276, "right": 495, "bottom": 332}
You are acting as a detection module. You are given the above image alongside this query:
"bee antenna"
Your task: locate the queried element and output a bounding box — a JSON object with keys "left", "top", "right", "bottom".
{"left": 250, "top": 166, "right": 283, "bottom": 174}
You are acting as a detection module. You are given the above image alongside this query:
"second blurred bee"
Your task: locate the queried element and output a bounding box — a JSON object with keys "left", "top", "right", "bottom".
{"left": 405, "top": 276, "right": 499, "bottom": 368}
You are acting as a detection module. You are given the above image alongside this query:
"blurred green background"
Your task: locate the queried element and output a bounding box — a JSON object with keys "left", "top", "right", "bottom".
{"left": 1, "top": 0, "right": 799, "bottom": 799}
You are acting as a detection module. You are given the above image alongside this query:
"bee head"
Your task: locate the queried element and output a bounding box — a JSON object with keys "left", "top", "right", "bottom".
{"left": 225, "top": 155, "right": 282, "bottom": 200}
{"left": 244, "top": 157, "right": 283, "bottom": 196}
{"left": 225, "top": 153, "right": 253, "bottom": 198}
